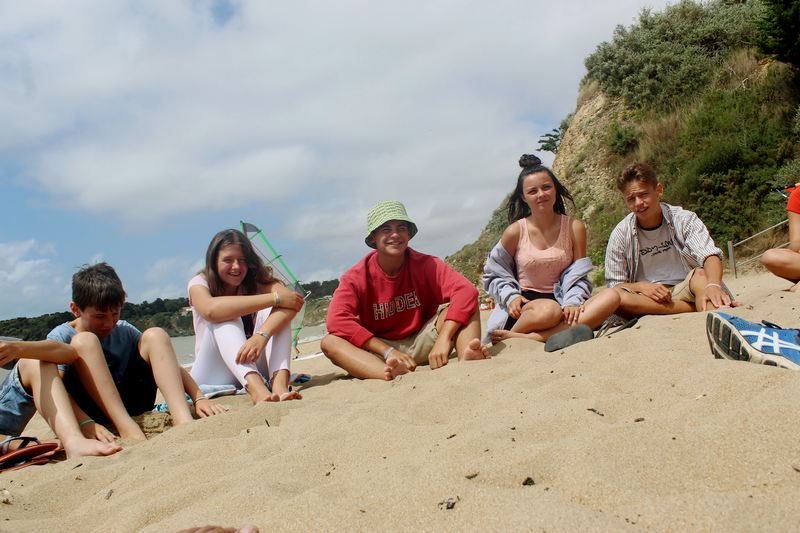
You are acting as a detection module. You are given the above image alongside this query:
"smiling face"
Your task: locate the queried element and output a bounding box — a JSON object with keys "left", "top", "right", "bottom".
{"left": 622, "top": 180, "right": 664, "bottom": 228}
{"left": 368, "top": 220, "right": 410, "bottom": 258}
{"left": 521, "top": 171, "right": 557, "bottom": 214}
{"left": 216, "top": 244, "right": 249, "bottom": 293}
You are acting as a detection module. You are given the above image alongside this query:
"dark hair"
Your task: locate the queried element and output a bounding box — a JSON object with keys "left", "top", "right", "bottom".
{"left": 72, "top": 262, "right": 126, "bottom": 311}
{"left": 616, "top": 162, "right": 659, "bottom": 191}
{"left": 203, "top": 229, "right": 275, "bottom": 297}
{"left": 506, "top": 154, "right": 574, "bottom": 223}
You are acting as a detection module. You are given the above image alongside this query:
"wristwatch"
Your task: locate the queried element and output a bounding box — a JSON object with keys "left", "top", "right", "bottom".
{"left": 256, "top": 331, "right": 270, "bottom": 341}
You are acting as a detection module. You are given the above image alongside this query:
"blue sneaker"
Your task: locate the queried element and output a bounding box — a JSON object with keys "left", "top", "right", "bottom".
{"left": 706, "top": 312, "right": 800, "bottom": 370}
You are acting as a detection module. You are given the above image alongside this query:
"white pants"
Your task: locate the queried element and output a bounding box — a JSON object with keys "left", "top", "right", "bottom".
{"left": 190, "top": 307, "right": 291, "bottom": 389}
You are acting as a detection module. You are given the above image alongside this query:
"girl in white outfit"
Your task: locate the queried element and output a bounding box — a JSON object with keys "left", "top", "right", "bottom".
{"left": 189, "top": 229, "right": 304, "bottom": 403}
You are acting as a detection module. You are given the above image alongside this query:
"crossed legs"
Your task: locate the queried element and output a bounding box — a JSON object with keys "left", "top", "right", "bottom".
{"left": 492, "top": 288, "right": 620, "bottom": 343}
{"left": 321, "top": 308, "right": 488, "bottom": 381}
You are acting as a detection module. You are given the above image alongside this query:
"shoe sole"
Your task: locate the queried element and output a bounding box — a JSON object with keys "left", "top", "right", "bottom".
{"left": 544, "top": 324, "right": 594, "bottom": 353}
{"left": 705, "top": 313, "right": 800, "bottom": 370}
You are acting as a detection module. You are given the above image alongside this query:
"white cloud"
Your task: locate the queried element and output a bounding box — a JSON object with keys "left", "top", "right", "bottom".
{"left": 0, "top": 240, "right": 69, "bottom": 318}
{"left": 136, "top": 255, "right": 204, "bottom": 302}
{"left": 1, "top": 0, "right": 674, "bottom": 303}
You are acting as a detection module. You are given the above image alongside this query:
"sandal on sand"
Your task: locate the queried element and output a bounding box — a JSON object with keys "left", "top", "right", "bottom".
{"left": 545, "top": 324, "right": 594, "bottom": 352}
{"left": 0, "top": 436, "right": 60, "bottom": 474}
{"left": 595, "top": 315, "right": 639, "bottom": 338}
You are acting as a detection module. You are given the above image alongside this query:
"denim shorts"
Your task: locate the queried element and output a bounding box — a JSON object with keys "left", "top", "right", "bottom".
{"left": 0, "top": 363, "right": 36, "bottom": 437}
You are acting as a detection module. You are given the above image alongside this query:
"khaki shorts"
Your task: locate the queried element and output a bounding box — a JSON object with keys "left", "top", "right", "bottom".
{"left": 378, "top": 303, "right": 450, "bottom": 366}
{"left": 669, "top": 269, "right": 696, "bottom": 303}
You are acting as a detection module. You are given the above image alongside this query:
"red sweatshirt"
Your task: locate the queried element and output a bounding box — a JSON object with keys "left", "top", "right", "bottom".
{"left": 326, "top": 248, "right": 479, "bottom": 347}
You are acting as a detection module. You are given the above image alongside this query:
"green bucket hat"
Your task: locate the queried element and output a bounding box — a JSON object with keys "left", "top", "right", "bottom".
{"left": 365, "top": 200, "right": 418, "bottom": 248}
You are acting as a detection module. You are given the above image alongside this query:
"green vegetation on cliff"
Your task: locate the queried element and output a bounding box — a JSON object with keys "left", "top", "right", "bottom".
{"left": 448, "top": 0, "right": 800, "bottom": 287}
{"left": 583, "top": 0, "right": 798, "bottom": 249}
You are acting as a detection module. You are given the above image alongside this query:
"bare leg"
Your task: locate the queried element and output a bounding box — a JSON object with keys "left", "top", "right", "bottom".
{"left": 268, "top": 369, "right": 302, "bottom": 401}
{"left": 492, "top": 321, "right": 569, "bottom": 343}
{"left": 70, "top": 332, "right": 146, "bottom": 441}
{"left": 491, "top": 299, "right": 563, "bottom": 344}
{"left": 321, "top": 334, "right": 407, "bottom": 380}
{"left": 762, "top": 248, "right": 800, "bottom": 286}
{"left": 243, "top": 371, "right": 275, "bottom": 403}
{"left": 253, "top": 311, "right": 300, "bottom": 401}
{"left": 448, "top": 309, "right": 489, "bottom": 361}
{"left": 510, "top": 300, "right": 563, "bottom": 333}
{"left": 614, "top": 287, "right": 695, "bottom": 318}
{"left": 577, "top": 288, "right": 621, "bottom": 329}
{"left": 138, "top": 328, "right": 193, "bottom": 426}
{"left": 19, "top": 359, "right": 121, "bottom": 458}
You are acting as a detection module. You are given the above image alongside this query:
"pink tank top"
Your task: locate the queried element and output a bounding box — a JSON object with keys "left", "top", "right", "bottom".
{"left": 515, "top": 215, "right": 573, "bottom": 293}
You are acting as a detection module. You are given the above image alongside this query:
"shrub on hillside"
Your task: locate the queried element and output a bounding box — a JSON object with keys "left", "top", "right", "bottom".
{"left": 755, "top": 0, "right": 800, "bottom": 67}
{"left": 584, "top": 0, "right": 760, "bottom": 110}
{"left": 660, "top": 64, "right": 798, "bottom": 243}
{"left": 607, "top": 119, "right": 638, "bottom": 155}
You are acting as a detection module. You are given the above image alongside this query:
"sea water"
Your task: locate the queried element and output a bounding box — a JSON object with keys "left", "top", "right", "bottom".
{"left": 0, "top": 324, "right": 327, "bottom": 382}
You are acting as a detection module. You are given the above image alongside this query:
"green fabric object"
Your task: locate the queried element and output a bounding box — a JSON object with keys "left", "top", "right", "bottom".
{"left": 365, "top": 200, "right": 418, "bottom": 248}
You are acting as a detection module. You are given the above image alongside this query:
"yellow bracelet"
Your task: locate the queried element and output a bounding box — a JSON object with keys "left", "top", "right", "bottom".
{"left": 273, "top": 291, "right": 281, "bottom": 306}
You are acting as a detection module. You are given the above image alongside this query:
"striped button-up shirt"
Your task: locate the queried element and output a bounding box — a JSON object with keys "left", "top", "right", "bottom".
{"left": 604, "top": 203, "right": 723, "bottom": 287}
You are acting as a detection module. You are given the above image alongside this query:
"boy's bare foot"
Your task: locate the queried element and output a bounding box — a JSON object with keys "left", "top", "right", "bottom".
{"left": 383, "top": 356, "right": 410, "bottom": 381}
{"left": 64, "top": 438, "right": 122, "bottom": 458}
{"left": 461, "top": 338, "right": 490, "bottom": 361}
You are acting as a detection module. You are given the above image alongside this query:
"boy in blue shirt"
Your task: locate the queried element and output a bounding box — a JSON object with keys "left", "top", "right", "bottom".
{"left": 47, "top": 263, "right": 226, "bottom": 440}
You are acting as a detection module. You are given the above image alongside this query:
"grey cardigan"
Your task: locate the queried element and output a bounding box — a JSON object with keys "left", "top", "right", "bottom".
{"left": 482, "top": 242, "right": 593, "bottom": 342}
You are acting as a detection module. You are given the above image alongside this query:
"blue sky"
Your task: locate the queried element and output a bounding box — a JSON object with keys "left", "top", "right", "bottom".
{"left": 0, "top": 0, "right": 672, "bottom": 320}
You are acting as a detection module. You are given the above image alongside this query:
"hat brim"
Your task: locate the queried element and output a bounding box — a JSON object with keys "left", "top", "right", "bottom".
{"left": 365, "top": 220, "right": 418, "bottom": 248}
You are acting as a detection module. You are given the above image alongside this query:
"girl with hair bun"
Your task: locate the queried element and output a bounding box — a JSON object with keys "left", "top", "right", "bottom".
{"left": 483, "top": 155, "right": 620, "bottom": 349}
{"left": 188, "top": 229, "right": 305, "bottom": 403}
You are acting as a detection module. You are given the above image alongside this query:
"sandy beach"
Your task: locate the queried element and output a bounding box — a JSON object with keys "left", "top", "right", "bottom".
{"left": 2, "top": 271, "right": 800, "bottom": 532}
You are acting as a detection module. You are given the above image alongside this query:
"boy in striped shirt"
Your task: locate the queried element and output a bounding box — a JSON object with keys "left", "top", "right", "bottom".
{"left": 604, "top": 162, "right": 734, "bottom": 317}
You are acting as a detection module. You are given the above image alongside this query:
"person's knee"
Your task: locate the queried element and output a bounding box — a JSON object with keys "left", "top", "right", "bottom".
{"left": 320, "top": 335, "right": 337, "bottom": 357}
{"left": 71, "top": 331, "right": 101, "bottom": 350}
{"left": 761, "top": 248, "right": 793, "bottom": 270}
{"left": 614, "top": 288, "right": 638, "bottom": 312}
{"left": 598, "top": 287, "right": 621, "bottom": 307}
{"left": 141, "top": 327, "right": 170, "bottom": 343}
{"left": 16, "top": 358, "right": 38, "bottom": 388}
{"left": 521, "top": 300, "right": 561, "bottom": 322}
{"left": 612, "top": 286, "right": 629, "bottom": 303}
